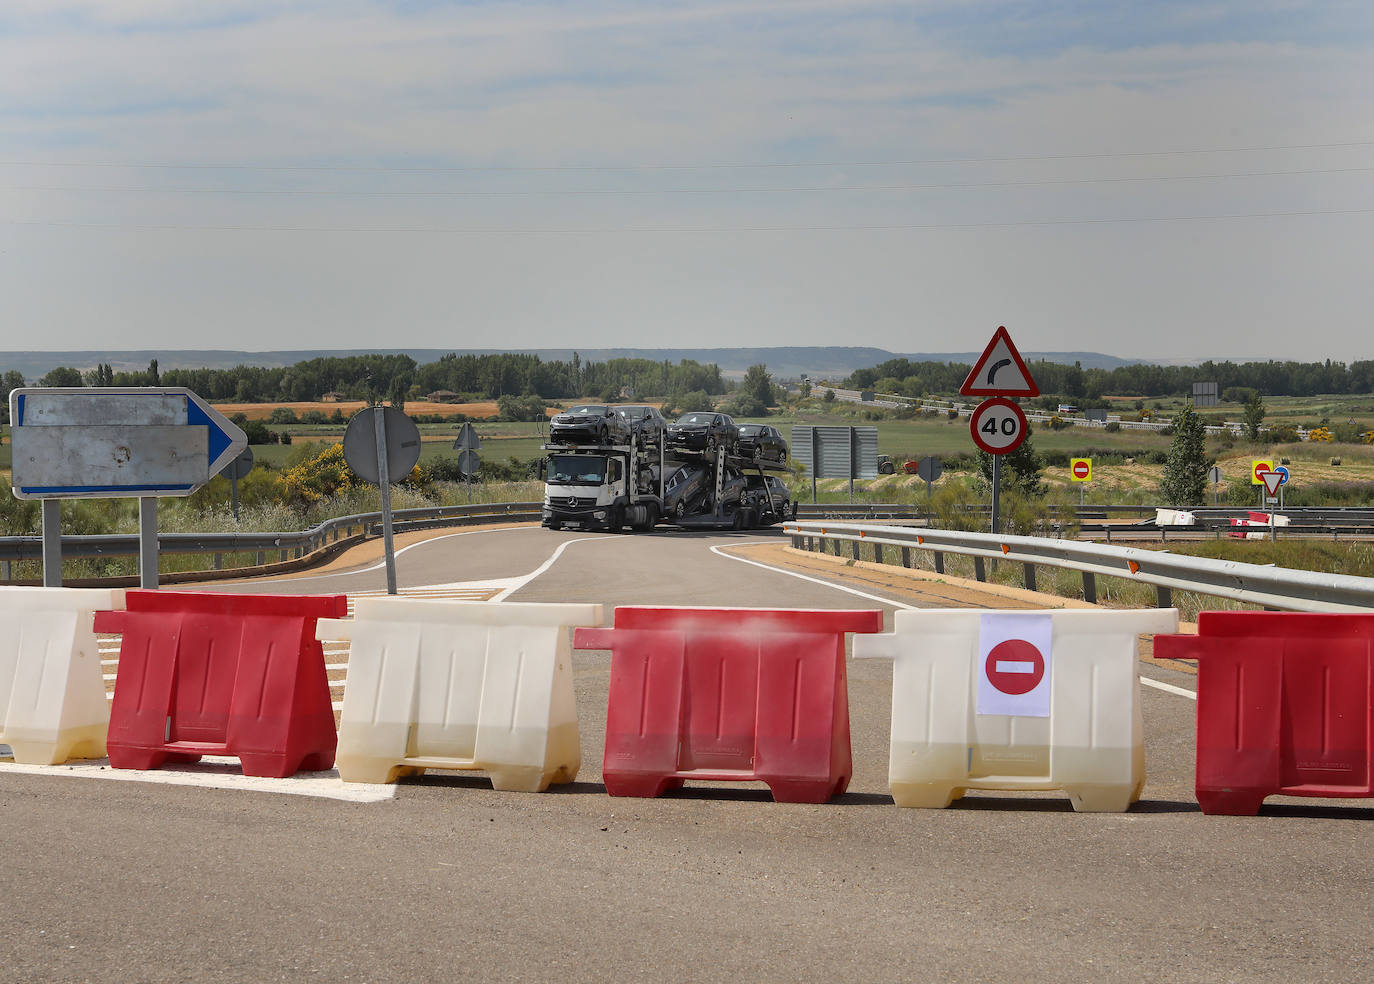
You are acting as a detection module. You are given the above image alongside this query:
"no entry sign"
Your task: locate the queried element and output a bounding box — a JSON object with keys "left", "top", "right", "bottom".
{"left": 977, "top": 613, "right": 1052, "bottom": 717}
{"left": 985, "top": 639, "right": 1045, "bottom": 694}
{"left": 1070, "top": 458, "right": 1092, "bottom": 482}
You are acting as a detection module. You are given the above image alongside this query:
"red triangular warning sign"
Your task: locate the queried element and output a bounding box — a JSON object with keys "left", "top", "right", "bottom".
{"left": 1261, "top": 470, "right": 1283, "bottom": 496}
{"left": 959, "top": 325, "right": 1040, "bottom": 397}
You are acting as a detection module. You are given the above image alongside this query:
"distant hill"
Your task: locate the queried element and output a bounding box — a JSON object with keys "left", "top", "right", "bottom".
{"left": 0, "top": 346, "right": 1147, "bottom": 383}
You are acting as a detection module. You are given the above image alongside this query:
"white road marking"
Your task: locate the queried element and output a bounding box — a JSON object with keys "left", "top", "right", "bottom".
{"left": 0, "top": 756, "right": 395, "bottom": 802}
{"left": 426, "top": 535, "right": 615, "bottom": 601}
{"left": 712, "top": 542, "right": 1200, "bottom": 701}
{"left": 1141, "top": 677, "right": 1197, "bottom": 700}
{"left": 709, "top": 542, "right": 916, "bottom": 609}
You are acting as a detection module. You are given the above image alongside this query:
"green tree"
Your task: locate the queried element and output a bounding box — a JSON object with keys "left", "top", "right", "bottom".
{"left": 977, "top": 427, "right": 1046, "bottom": 498}
{"left": 1243, "top": 392, "right": 1266, "bottom": 441}
{"left": 39, "top": 366, "right": 84, "bottom": 387}
{"left": 1160, "top": 406, "right": 1212, "bottom": 506}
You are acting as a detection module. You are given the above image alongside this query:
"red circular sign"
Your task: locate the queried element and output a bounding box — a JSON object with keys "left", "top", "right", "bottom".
{"left": 985, "top": 639, "right": 1045, "bottom": 695}
{"left": 969, "top": 397, "right": 1028, "bottom": 455}
{"left": 1072, "top": 460, "right": 1090, "bottom": 480}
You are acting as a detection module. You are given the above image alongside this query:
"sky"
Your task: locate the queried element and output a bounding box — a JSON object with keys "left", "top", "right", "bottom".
{"left": 2, "top": 1, "right": 1372, "bottom": 363}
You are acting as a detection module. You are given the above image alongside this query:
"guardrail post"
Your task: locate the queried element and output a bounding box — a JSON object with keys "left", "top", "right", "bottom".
{"left": 279, "top": 550, "right": 287, "bottom": 563}
{"left": 1155, "top": 585, "right": 1172, "bottom": 608}
{"left": 256, "top": 550, "right": 266, "bottom": 566}
{"left": 1, "top": 560, "right": 9, "bottom": 581}
{"left": 934, "top": 551, "right": 944, "bottom": 574}
{"left": 850, "top": 541, "right": 860, "bottom": 561}
{"left": 833, "top": 539, "right": 843, "bottom": 558}
{"left": 1082, "top": 571, "right": 1097, "bottom": 604}
{"left": 213, "top": 553, "right": 223, "bottom": 570}
{"left": 873, "top": 543, "right": 884, "bottom": 565}
{"left": 901, "top": 546, "right": 911, "bottom": 568}
{"left": 1023, "top": 563, "right": 1037, "bottom": 592}
{"left": 1105, "top": 526, "right": 1111, "bottom": 544}
{"left": 973, "top": 557, "right": 986, "bottom": 582}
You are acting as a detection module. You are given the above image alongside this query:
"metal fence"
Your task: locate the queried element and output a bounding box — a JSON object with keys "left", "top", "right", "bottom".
{"left": 785, "top": 520, "right": 1374, "bottom": 613}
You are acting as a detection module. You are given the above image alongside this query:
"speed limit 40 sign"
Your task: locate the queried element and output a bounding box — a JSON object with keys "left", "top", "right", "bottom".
{"left": 970, "top": 397, "right": 1028, "bottom": 455}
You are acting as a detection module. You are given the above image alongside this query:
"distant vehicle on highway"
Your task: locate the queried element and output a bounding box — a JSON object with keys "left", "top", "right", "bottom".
{"left": 736, "top": 424, "right": 787, "bottom": 465}
{"left": 549, "top": 404, "right": 632, "bottom": 446}
{"left": 666, "top": 411, "right": 739, "bottom": 455}
{"left": 615, "top": 405, "right": 666, "bottom": 446}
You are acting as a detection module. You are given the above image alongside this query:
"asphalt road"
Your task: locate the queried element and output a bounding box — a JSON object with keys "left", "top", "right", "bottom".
{"left": 2, "top": 526, "right": 1371, "bottom": 984}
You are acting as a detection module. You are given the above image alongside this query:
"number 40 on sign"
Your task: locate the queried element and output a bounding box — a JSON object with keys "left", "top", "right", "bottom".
{"left": 969, "top": 397, "right": 1028, "bottom": 455}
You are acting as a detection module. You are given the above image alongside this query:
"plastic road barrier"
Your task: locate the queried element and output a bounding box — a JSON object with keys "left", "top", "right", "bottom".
{"left": 575, "top": 606, "right": 884, "bottom": 803}
{"left": 318, "top": 598, "right": 602, "bottom": 789}
{"left": 1155, "top": 611, "right": 1374, "bottom": 815}
{"left": 0, "top": 587, "right": 125, "bottom": 765}
{"left": 96, "top": 590, "right": 345, "bottom": 778}
{"left": 854, "top": 608, "right": 1179, "bottom": 812}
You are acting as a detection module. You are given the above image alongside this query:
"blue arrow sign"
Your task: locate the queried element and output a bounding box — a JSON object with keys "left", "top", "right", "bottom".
{"left": 1273, "top": 464, "right": 1290, "bottom": 486}
{"left": 8, "top": 387, "right": 248, "bottom": 499}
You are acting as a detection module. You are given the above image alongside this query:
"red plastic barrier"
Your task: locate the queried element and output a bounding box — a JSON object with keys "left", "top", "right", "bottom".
{"left": 1155, "top": 612, "right": 1374, "bottom": 815}
{"left": 95, "top": 590, "right": 346, "bottom": 778}
{"left": 575, "top": 607, "right": 883, "bottom": 803}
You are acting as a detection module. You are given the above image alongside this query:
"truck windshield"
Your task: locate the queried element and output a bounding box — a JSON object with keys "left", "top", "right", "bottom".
{"left": 548, "top": 454, "right": 607, "bottom": 485}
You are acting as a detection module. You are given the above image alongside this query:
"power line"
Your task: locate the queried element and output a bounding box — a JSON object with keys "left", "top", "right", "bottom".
{"left": 4, "top": 207, "right": 1372, "bottom": 235}
{"left": 6, "top": 166, "right": 1371, "bottom": 198}
{"left": 1, "top": 141, "right": 1371, "bottom": 174}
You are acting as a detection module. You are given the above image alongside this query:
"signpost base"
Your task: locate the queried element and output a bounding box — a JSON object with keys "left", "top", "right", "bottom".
{"left": 41, "top": 499, "right": 61, "bottom": 587}
{"left": 139, "top": 497, "right": 159, "bottom": 590}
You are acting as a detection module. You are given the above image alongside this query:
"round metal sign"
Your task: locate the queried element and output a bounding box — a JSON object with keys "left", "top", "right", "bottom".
{"left": 456, "top": 449, "right": 480, "bottom": 475}
{"left": 969, "top": 398, "right": 1028, "bottom": 455}
{"left": 342, "top": 406, "right": 422, "bottom": 485}
{"left": 219, "top": 447, "right": 254, "bottom": 480}
{"left": 915, "top": 456, "right": 943, "bottom": 483}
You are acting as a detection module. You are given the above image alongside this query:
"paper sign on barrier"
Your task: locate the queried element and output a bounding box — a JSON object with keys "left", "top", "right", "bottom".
{"left": 977, "top": 612, "right": 1052, "bottom": 717}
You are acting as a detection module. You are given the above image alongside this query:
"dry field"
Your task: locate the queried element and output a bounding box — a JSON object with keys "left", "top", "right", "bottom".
{"left": 212, "top": 400, "right": 557, "bottom": 420}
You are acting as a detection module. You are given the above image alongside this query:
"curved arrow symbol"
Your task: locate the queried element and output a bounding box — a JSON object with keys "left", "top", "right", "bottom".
{"left": 986, "top": 358, "right": 1012, "bottom": 385}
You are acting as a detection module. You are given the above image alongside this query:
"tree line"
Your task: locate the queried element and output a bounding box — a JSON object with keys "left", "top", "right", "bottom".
{"left": 3, "top": 352, "right": 727, "bottom": 409}
{"left": 844, "top": 357, "right": 1374, "bottom": 400}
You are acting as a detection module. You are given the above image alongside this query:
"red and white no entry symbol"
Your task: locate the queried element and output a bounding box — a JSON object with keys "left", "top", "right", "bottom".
{"left": 969, "top": 397, "right": 1028, "bottom": 455}
{"left": 984, "top": 638, "right": 1045, "bottom": 695}
{"left": 1072, "top": 460, "right": 1090, "bottom": 479}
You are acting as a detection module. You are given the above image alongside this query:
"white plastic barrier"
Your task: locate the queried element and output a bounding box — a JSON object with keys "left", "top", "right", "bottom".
{"left": 0, "top": 587, "right": 125, "bottom": 765}
{"left": 1154, "top": 508, "right": 1196, "bottom": 526}
{"left": 854, "top": 608, "right": 1179, "bottom": 812}
{"left": 318, "top": 598, "right": 602, "bottom": 790}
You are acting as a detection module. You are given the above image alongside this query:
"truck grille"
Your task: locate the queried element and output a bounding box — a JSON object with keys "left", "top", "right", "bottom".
{"left": 548, "top": 495, "right": 596, "bottom": 508}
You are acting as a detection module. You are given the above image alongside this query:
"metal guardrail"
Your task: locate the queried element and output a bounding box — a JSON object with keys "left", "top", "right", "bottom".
{"left": 0, "top": 502, "right": 542, "bottom": 576}
{"left": 785, "top": 520, "right": 1374, "bottom": 613}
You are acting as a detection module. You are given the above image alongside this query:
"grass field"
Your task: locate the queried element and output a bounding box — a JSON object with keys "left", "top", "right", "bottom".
{"left": 4, "top": 398, "right": 1372, "bottom": 504}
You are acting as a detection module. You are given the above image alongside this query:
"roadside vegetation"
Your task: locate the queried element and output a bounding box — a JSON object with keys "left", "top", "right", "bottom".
{"left": 3, "top": 353, "right": 1374, "bottom": 585}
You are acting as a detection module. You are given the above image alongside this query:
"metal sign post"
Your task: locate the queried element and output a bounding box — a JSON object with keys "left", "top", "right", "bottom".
{"left": 991, "top": 455, "right": 1002, "bottom": 534}
{"left": 138, "top": 497, "right": 158, "bottom": 590}
{"left": 343, "top": 406, "right": 422, "bottom": 597}
{"left": 373, "top": 410, "right": 398, "bottom": 595}
{"left": 915, "top": 456, "right": 942, "bottom": 521}
{"left": 1208, "top": 465, "right": 1223, "bottom": 506}
{"left": 220, "top": 448, "right": 255, "bottom": 523}
{"left": 454, "top": 422, "right": 481, "bottom": 503}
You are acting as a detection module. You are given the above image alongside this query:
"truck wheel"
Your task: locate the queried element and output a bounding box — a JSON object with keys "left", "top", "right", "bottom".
{"left": 674, "top": 500, "right": 686, "bottom": 519}
{"left": 879, "top": 461, "right": 895, "bottom": 474}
